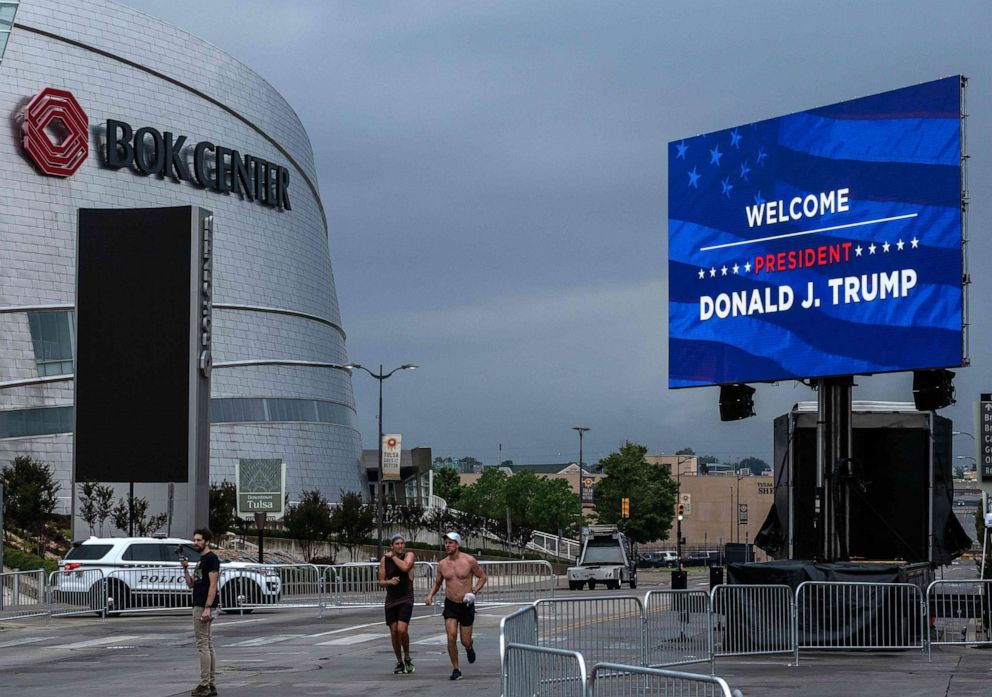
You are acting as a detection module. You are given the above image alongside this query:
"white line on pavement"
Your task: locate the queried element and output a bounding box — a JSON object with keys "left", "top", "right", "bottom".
{"left": 0, "top": 637, "right": 47, "bottom": 649}
{"left": 316, "top": 632, "right": 386, "bottom": 646}
{"left": 47, "top": 635, "right": 141, "bottom": 650}
{"left": 223, "top": 634, "right": 304, "bottom": 647}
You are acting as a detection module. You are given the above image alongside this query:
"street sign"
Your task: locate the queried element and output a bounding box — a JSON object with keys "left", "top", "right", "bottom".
{"left": 382, "top": 434, "right": 402, "bottom": 481}
{"left": 980, "top": 395, "right": 992, "bottom": 481}
{"left": 679, "top": 492, "right": 692, "bottom": 516}
{"left": 236, "top": 459, "right": 286, "bottom": 518}
{"left": 738, "top": 503, "right": 749, "bottom": 523}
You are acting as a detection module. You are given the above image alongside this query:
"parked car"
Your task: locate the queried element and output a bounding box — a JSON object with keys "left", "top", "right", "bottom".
{"left": 56, "top": 536, "right": 282, "bottom": 615}
{"left": 684, "top": 550, "right": 721, "bottom": 567}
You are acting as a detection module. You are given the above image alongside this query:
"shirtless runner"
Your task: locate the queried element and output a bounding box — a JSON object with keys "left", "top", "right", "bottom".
{"left": 425, "top": 531, "right": 487, "bottom": 681}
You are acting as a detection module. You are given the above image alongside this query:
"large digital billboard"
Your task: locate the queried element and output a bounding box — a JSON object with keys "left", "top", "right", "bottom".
{"left": 668, "top": 76, "right": 964, "bottom": 388}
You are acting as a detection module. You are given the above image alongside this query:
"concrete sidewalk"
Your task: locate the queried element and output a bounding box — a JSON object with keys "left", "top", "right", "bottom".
{"left": 712, "top": 646, "right": 992, "bottom": 696}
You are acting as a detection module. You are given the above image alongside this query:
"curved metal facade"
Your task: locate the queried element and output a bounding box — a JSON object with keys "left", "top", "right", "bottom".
{"left": 0, "top": 0, "right": 366, "bottom": 507}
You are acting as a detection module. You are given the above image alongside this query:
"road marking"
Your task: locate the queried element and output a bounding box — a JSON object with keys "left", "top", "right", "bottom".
{"left": 305, "top": 613, "right": 434, "bottom": 638}
{"left": 214, "top": 618, "right": 267, "bottom": 630}
{"left": 415, "top": 632, "right": 485, "bottom": 645}
{"left": 47, "top": 635, "right": 141, "bottom": 650}
{"left": 224, "top": 634, "right": 303, "bottom": 647}
{"left": 316, "top": 632, "right": 385, "bottom": 646}
{"left": 0, "top": 637, "right": 47, "bottom": 649}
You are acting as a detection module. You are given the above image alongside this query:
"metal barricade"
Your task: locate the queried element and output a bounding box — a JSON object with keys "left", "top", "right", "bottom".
{"left": 226, "top": 564, "right": 315, "bottom": 610}
{"left": 323, "top": 561, "right": 435, "bottom": 608}
{"left": 536, "top": 596, "right": 645, "bottom": 665}
{"left": 926, "top": 578, "right": 992, "bottom": 658}
{"left": 0, "top": 569, "right": 49, "bottom": 621}
{"left": 711, "top": 584, "right": 794, "bottom": 666}
{"left": 643, "top": 589, "right": 711, "bottom": 668}
{"left": 500, "top": 603, "right": 539, "bottom": 665}
{"left": 478, "top": 560, "right": 556, "bottom": 606}
{"left": 104, "top": 567, "right": 193, "bottom": 614}
{"left": 504, "top": 642, "right": 587, "bottom": 697}
{"left": 48, "top": 568, "right": 107, "bottom": 618}
{"left": 589, "top": 662, "right": 742, "bottom": 697}
{"left": 795, "top": 581, "right": 926, "bottom": 664}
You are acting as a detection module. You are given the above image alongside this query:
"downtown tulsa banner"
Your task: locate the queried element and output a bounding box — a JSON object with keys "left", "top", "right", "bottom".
{"left": 668, "top": 76, "right": 964, "bottom": 388}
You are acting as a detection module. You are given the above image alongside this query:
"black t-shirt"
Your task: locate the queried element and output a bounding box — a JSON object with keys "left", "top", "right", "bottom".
{"left": 192, "top": 551, "right": 220, "bottom": 608}
{"left": 384, "top": 553, "right": 414, "bottom": 608}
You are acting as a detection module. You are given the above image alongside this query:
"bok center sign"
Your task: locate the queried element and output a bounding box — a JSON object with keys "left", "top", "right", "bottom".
{"left": 236, "top": 459, "right": 286, "bottom": 518}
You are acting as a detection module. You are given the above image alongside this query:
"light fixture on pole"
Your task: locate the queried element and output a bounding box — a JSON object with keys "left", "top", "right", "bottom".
{"left": 343, "top": 362, "right": 418, "bottom": 559}
{"left": 572, "top": 426, "right": 590, "bottom": 527}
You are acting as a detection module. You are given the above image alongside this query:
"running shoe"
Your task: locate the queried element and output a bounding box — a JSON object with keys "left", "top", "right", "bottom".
{"left": 393, "top": 661, "right": 406, "bottom": 674}
{"left": 466, "top": 643, "right": 476, "bottom": 664}
{"left": 450, "top": 668, "right": 463, "bottom": 681}
{"left": 404, "top": 658, "right": 416, "bottom": 674}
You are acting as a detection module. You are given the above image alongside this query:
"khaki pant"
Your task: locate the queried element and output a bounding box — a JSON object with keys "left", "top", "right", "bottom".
{"left": 193, "top": 607, "right": 216, "bottom": 686}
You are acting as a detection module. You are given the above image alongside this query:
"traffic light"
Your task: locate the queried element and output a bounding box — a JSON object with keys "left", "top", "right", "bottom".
{"left": 677, "top": 503, "right": 685, "bottom": 520}
{"left": 621, "top": 497, "right": 630, "bottom": 518}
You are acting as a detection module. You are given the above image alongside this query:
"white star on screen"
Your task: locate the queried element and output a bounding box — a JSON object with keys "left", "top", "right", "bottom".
{"left": 896, "top": 239, "right": 905, "bottom": 251}
{"left": 882, "top": 241, "right": 891, "bottom": 253}
{"left": 721, "top": 265, "right": 727, "bottom": 276}
{"left": 744, "top": 261, "right": 751, "bottom": 273}
{"left": 709, "top": 267, "right": 716, "bottom": 278}
{"left": 911, "top": 237, "right": 919, "bottom": 248}
{"left": 698, "top": 268, "right": 705, "bottom": 279}
{"left": 868, "top": 243, "right": 877, "bottom": 254}
{"left": 732, "top": 263, "right": 739, "bottom": 274}
{"left": 855, "top": 245, "right": 863, "bottom": 256}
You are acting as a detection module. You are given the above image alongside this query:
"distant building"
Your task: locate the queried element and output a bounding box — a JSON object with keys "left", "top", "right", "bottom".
{"left": 364, "top": 447, "right": 433, "bottom": 507}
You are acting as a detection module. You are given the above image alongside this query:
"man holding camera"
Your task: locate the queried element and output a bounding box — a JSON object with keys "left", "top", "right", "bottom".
{"left": 182, "top": 528, "right": 220, "bottom": 696}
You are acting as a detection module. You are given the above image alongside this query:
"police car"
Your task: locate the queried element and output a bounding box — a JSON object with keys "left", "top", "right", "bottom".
{"left": 56, "top": 536, "right": 282, "bottom": 614}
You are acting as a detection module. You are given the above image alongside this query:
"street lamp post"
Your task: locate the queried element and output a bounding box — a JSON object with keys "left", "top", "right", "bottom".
{"left": 344, "top": 363, "right": 418, "bottom": 559}
{"left": 572, "top": 427, "right": 590, "bottom": 528}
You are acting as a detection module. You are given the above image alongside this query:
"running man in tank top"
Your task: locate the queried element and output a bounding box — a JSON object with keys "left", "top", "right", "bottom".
{"left": 379, "top": 534, "right": 416, "bottom": 674}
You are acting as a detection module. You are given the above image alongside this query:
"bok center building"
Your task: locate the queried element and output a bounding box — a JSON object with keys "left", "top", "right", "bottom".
{"left": 0, "top": 0, "right": 367, "bottom": 527}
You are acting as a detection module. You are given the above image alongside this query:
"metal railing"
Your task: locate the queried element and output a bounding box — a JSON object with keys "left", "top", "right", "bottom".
{"left": 529, "top": 530, "right": 581, "bottom": 560}
{"left": 504, "top": 642, "right": 588, "bottom": 697}
{"left": 479, "top": 560, "right": 555, "bottom": 605}
{"left": 48, "top": 568, "right": 107, "bottom": 617}
{"left": 926, "top": 578, "right": 992, "bottom": 658}
{"left": 500, "top": 604, "right": 539, "bottom": 664}
{"left": 1, "top": 569, "right": 49, "bottom": 621}
{"left": 228, "top": 564, "right": 314, "bottom": 610}
{"left": 589, "top": 663, "right": 743, "bottom": 697}
{"left": 711, "top": 584, "right": 794, "bottom": 666}
{"left": 795, "top": 581, "right": 926, "bottom": 664}
{"left": 536, "top": 596, "right": 645, "bottom": 665}
{"left": 643, "top": 590, "right": 711, "bottom": 668}
{"left": 321, "top": 561, "right": 436, "bottom": 608}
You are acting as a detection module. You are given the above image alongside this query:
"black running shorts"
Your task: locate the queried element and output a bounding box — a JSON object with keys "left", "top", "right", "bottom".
{"left": 385, "top": 603, "right": 414, "bottom": 625}
{"left": 442, "top": 597, "right": 475, "bottom": 627}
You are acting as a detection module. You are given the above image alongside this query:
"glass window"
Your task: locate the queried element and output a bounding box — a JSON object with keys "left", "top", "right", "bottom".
{"left": 265, "top": 398, "right": 316, "bottom": 422}
{"left": 27, "top": 310, "right": 74, "bottom": 377}
{"left": 64, "top": 544, "right": 112, "bottom": 561}
{"left": 0, "top": 406, "right": 73, "bottom": 439}
{"left": 162, "top": 544, "right": 201, "bottom": 563}
{"left": 0, "top": 3, "right": 18, "bottom": 28}
{"left": 122, "top": 543, "right": 165, "bottom": 562}
{"left": 209, "top": 398, "right": 356, "bottom": 428}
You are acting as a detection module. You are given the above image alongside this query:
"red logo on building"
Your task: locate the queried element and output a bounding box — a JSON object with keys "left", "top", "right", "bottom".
{"left": 21, "top": 87, "right": 89, "bottom": 177}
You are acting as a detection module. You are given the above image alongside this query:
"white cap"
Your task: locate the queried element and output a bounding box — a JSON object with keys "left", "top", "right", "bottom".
{"left": 444, "top": 531, "right": 462, "bottom": 544}
{"left": 463, "top": 592, "right": 476, "bottom": 605}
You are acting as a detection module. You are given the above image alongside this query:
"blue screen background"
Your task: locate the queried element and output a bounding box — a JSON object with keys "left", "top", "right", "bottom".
{"left": 668, "top": 76, "right": 963, "bottom": 388}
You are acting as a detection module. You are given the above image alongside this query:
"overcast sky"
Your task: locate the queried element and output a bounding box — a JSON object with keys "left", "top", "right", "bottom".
{"left": 122, "top": 1, "right": 992, "bottom": 467}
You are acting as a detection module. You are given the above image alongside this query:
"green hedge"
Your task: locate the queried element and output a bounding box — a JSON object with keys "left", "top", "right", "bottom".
{"left": 3, "top": 547, "right": 57, "bottom": 575}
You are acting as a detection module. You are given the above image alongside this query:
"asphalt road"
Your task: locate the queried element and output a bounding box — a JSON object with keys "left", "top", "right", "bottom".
{"left": 2, "top": 566, "right": 988, "bottom": 696}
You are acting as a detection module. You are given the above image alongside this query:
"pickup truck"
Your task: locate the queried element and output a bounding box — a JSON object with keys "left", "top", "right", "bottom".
{"left": 566, "top": 525, "right": 637, "bottom": 590}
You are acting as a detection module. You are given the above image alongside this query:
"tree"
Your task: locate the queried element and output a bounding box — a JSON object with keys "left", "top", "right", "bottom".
{"left": 209, "top": 481, "right": 238, "bottom": 537}
{"left": 530, "top": 477, "right": 580, "bottom": 537}
{"left": 394, "top": 503, "right": 426, "bottom": 543}
{"left": 331, "top": 490, "right": 375, "bottom": 560}
{"left": 424, "top": 506, "right": 457, "bottom": 546}
{"left": 433, "top": 467, "right": 463, "bottom": 508}
{"left": 499, "top": 459, "right": 514, "bottom": 467}
{"left": 698, "top": 454, "right": 718, "bottom": 475}
{"left": 676, "top": 447, "right": 695, "bottom": 455}
{"left": 593, "top": 442, "right": 678, "bottom": 544}
{"left": 283, "top": 489, "right": 333, "bottom": 561}
{"left": 110, "top": 494, "right": 168, "bottom": 537}
{"left": 78, "top": 481, "right": 117, "bottom": 536}
{"left": 739, "top": 456, "right": 769, "bottom": 476}
{"left": 1, "top": 456, "right": 61, "bottom": 555}
{"left": 458, "top": 467, "right": 508, "bottom": 520}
